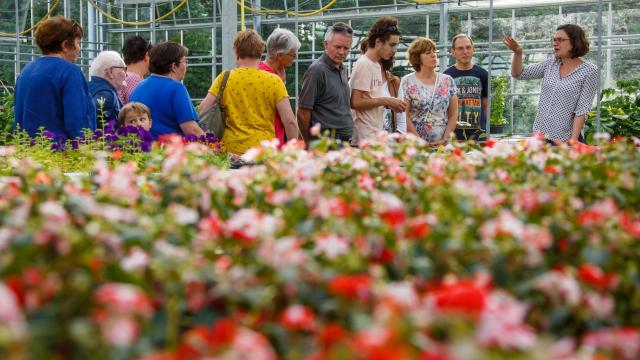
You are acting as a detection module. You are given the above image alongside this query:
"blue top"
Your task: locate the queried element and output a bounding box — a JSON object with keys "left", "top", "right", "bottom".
{"left": 443, "top": 64, "right": 488, "bottom": 131}
{"left": 129, "top": 74, "right": 199, "bottom": 139}
{"left": 88, "top": 76, "right": 123, "bottom": 125}
{"left": 14, "top": 57, "right": 96, "bottom": 138}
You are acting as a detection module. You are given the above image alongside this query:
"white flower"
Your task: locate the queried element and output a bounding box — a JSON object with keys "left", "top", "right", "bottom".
{"left": 314, "top": 234, "right": 349, "bottom": 259}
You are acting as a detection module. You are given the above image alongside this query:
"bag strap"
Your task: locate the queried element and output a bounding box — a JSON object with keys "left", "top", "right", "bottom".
{"left": 212, "top": 70, "right": 231, "bottom": 106}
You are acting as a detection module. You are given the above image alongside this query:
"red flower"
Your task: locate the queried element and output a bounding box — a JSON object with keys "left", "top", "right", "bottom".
{"left": 430, "top": 279, "right": 489, "bottom": 315}
{"left": 405, "top": 216, "right": 431, "bottom": 239}
{"left": 317, "top": 323, "right": 346, "bottom": 347}
{"left": 209, "top": 318, "right": 237, "bottom": 346}
{"left": 380, "top": 208, "right": 407, "bottom": 228}
{"left": 328, "top": 274, "right": 372, "bottom": 300}
{"left": 578, "top": 264, "right": 619, "bottom": 290}
{"left": 484, "top": 138, "right": 496, "bottom": 148}
{"left": 577, "top": 199, "right": 618, "bottom": 226}
{"left": 620, "top": 212, "right": 640, "bottom": 239}
{"left": 279, "top": 304, "right": 316, "bottom": 331}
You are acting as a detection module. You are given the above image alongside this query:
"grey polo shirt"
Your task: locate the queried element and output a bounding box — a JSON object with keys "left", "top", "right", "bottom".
{"left": 298, "top": 53, "right": 353, "bottom": 139}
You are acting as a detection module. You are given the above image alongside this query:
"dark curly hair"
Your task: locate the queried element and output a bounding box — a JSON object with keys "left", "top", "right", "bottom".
{"left": 122, "top": 35, "right": 152, "bottom": 65}
{"left": 149, "top": 41, "right": 188, "bottom": 75}
{"left": 364, "top": 17, "right": 401, "bottom": 49}
{"left": 556, "top": 24, "right": 590, "bottom": 58}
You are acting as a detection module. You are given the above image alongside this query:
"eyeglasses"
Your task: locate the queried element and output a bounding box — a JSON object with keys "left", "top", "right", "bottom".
{"left": 110, "top": 66, "right": 127, "bottom": 72}
{"left": 552, "top": 37, "right": 570, "bottom": 43}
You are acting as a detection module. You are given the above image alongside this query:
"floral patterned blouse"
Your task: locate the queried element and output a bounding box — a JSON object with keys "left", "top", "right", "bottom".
{"left": 398, "top": 72, "right": 457, "bottom": 142}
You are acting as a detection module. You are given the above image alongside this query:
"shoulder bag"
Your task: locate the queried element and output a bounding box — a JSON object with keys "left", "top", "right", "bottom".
{"left": 199, "top": 70, "right": 231, "bottom": 138}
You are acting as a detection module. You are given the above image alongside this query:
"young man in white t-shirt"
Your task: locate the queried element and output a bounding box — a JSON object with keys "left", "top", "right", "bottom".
{"left": 350, "top": 17, "right": 408, "bottom": 146}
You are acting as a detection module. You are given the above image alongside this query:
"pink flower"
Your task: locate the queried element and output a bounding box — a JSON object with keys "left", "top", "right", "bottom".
{"left": 583, "top": 292, "right": 614, "bottom": 319}
{"left": 314, "top": 234, "right": 349, "bottom": 259}
{"left": 259, "top": 236, "right": 308, "bottom": 267}
{"left": 279, "top": 304, "right": 317, "bottom": 331}
{"left": 476, "top": 292, "right": 536, "bottom": 350}
{"left": 100, "top": 315, "right": 139, "bottom": 347}
{"left": 583, "top": 327, "right": 640, "bottom": 360}
{"left": 94, "top": 283, "right": 152, "bottom": 317}
{"left": 358, "top": 173, "right": 375, "bottom": 191}
{"left": 577, "top": 198, "right": 618, "bottom": 226}
{"left": 0, "top": 283, "right": 26, "bottom": 339}
{"left": 533, "top": 270, "right": 581, "bottom": 305}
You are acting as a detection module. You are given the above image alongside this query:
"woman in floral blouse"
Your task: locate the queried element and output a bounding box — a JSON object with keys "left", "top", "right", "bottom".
{"left": 398, "top": 37, "right": 458, "bottom": 146}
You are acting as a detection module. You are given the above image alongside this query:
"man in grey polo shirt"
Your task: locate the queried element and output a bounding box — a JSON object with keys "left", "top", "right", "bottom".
{"left": 297, "top": 22, "right": 353, "bottom": 145}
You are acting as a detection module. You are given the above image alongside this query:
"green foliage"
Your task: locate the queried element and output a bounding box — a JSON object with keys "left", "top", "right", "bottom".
{"left": 490, "top": 76, "right": 509, "bottom": 126}
{"left": 585, "top": 79, "right": 640, "bottom": 143}
{"left": 0, "top": 81, "right": 13, "bottom": 139}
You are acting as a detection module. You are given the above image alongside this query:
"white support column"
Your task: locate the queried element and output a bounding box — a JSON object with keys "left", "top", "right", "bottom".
{"left": 221, "top": 0, "right": 238, "bottom": 70}
{"left": 606, "top": 2, "right": 612, "bottom": 88}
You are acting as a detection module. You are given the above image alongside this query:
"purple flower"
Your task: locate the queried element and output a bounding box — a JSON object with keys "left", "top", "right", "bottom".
{"left": 105, "top": 134, "right": 120, "bottom": 142}
{"left": 205, "top": 133, "right": 217, "bottom": 143}
{"left": 141, "top": 141, "right": 152, "bottom": 152}
{"left": 29, "top": 140, "right": 36, "bottom": 147}
{"left": 93, "top": 130, "right": 104, "bottom": 139}
{"left": 71, "top": 140, "right": 79, "bottom": 150}
{"left": 43, "top": 131, "right": 55, "bottom": 139}
{"left": 184, "top": 134, "right": 197, "bottom": 142}
{"left": 50, "top": 142, "right": 66, "bottom": 152}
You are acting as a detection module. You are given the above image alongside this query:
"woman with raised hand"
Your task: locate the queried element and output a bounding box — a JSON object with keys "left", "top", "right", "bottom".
{"left": 130, "top": 41, "right": 204, "bottom": 139}
{"left": 259, "top": 28, "right": 301, "bottom": 145}
{"left": 14, "top": 16, "right": 95, "bottom": 139}
{"left": 504, "top": 24, "right": 598, "bottom": 143}
{"left": 199, "top": 29, "right": 298, "bottom": 155}
{"left": 399, "top": 37, "right": 458, "bottom": 146}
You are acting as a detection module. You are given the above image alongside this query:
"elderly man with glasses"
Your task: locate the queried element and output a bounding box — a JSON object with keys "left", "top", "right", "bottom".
{"left": 88, "top": 50, "right": 127, "bottom": 126}
{"left": 297, "top": 22, "right": 354, "bottom": 146}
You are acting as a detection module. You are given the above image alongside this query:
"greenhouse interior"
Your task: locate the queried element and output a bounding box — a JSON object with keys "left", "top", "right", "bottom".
{"left": 1, "top": 0, "right": 640, "bottom": 359}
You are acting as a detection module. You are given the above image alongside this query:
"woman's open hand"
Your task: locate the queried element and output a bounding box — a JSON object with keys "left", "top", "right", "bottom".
{"left": 503, "top": 36, "right": 523, "bottom": 55}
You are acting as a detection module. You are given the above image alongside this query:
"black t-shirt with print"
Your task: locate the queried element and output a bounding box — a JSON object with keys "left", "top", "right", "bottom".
{"left": 444, "top": 65, "right": 488, "bottom": 131}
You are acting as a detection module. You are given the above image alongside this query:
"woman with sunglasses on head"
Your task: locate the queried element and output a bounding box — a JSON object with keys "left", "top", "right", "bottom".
{"left": 259, "top": 28, "right": 301, "bottom": 145}
{"left": 130, "top": 41, "right": 204, "bottom": 139}
{"left": 504, "top": 24, "right": 598, "bottom": 143}
{"left": 88, "top": 51, "right": 127, "bottom": 126}
{"left": 399, "top": 37, "right": 458, "bottom": 146}
{"left": 14, "top": 16, "right": 95, "bottom": 139}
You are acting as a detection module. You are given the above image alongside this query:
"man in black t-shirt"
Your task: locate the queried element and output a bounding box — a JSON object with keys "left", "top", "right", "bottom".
{"left": 444, "top": 34, "right": 489, "bottom": 141}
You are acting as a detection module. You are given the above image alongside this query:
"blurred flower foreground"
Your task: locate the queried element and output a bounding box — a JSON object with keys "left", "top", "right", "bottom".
{"left": 0, "top": 133, "right": 639, "bottom": 360}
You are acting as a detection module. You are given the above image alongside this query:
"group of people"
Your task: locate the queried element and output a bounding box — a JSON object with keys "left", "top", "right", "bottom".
{"left": 13, "top": 15, "right": 598, "bottom": 155}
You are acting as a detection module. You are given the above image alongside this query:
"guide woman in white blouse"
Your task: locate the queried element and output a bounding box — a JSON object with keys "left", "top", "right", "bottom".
{"left": 504, "top": 24, "right": 598, "bottom": 143}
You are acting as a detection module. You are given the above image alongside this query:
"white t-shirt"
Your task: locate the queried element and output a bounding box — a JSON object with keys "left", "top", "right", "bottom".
{"left": 349, "top": 55, "right": 386, "bottom": 146}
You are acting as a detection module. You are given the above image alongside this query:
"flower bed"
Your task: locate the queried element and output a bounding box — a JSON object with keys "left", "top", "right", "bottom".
{"left": 1, "top": 134, "right": 640, "bottom": 359}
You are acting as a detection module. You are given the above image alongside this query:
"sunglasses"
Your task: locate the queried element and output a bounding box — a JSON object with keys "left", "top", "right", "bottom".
{"left": 330, "top": 24, "right": 353, "bottom": 35}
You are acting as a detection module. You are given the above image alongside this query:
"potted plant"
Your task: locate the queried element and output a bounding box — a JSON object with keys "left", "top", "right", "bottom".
{"left": 490, "top": 76, "right": 509, "bottom": 134}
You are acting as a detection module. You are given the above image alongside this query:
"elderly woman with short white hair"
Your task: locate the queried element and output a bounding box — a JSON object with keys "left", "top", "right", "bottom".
{"left": 88, "top": 50, "right": 127, "bottom": 125}
{"left": 259, "top": 28, "right": 301, "bottom": 144}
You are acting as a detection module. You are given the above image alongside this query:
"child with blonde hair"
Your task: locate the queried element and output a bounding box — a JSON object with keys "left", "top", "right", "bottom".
{"left": 118, "top": 102, "right": 152, "bottom": 131}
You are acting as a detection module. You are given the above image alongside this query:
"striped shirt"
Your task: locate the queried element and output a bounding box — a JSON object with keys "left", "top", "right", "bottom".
{"left": 515, "top": 58, "right": 598, "bottom": 141}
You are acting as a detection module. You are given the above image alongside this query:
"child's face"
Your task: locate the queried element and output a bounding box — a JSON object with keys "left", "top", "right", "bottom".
{"left": 123, "top": 111, "right": 151, "bottom": 131}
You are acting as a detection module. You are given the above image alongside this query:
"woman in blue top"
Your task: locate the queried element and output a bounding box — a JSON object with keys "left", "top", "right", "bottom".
{"left": 14, "top": 16, "right": 96, "bottom": 139}
{"left": 88, "top": 51, "right": 127, "bottom": 126}
{"left": 130, "top": 41, "right": 204, "bottom": 139}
